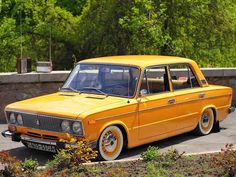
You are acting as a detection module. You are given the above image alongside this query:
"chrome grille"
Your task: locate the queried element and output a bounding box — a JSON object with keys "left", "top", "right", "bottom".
{"left": 20, "top": 113, "right": 62, "bottom": 133}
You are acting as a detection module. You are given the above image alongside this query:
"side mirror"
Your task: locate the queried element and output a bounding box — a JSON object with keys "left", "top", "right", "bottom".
{"left": 140, "top": 89, "right": 147, "bottom": 97}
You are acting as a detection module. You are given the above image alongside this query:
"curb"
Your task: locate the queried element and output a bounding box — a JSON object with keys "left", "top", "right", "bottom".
{"left": 36, "top": 148, "right": 236, "bottom": 170}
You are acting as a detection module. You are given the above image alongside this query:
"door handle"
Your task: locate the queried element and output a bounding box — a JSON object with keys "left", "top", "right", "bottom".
{"left": 168, "top": 98, "right": 175, "bottom": 104}
{"left": 199, "top": 93, "right": 205, "bottom": 98}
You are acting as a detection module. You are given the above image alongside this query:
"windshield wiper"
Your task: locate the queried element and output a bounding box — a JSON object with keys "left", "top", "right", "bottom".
{"left": 82, "top": 87, "right": 108, "bottom": 97}
{"left": 60, "top": 87, "right": 80, "bottom": 93}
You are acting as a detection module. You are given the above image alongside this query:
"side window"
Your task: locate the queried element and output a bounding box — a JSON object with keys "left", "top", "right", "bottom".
{"left": 140, "top": 66, "right": 170, "bottom": 95}
{"left": 169, "top": 64, "right": 200, "bottom": 90}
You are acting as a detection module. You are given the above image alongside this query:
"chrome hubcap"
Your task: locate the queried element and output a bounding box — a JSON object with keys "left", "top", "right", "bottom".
{"left": 201, "top": 113, "right": 209, "bottom": 128}
{"left": 103, "top": 131, "right": 117, "bottom": 152}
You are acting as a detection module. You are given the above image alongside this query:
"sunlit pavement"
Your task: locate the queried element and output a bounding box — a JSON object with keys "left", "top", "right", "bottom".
{"left": 0, "top": 111, "right": 235, "bottom": 165}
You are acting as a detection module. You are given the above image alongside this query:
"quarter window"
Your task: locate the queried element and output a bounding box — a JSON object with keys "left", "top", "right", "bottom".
{"left": 140, "top": 66, "right": 170, "bottom": 95}
{"left": 169, "top": 64, "right": 200, "bottom": 90}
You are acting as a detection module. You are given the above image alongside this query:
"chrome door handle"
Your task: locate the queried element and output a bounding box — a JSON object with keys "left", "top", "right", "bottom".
{"left": 168, "top": 98, "right": 175, "bottom": 104}
{"left": 199, "top": 93, "right": 205, "bottom": 98}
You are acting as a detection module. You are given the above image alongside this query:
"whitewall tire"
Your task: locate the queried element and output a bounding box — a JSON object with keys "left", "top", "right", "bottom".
{"left": 195, "top": 108, "right": 214, "bottom": 135}
{"left": 98, "top": 126, "right": 123, "bottom": 161}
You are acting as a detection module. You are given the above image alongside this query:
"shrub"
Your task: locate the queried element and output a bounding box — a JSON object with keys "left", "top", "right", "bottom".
{"left": 0, "top": 151, "right": 22, "bottom": 177}
{"left": 22, "top": 158, "right": 38, "bottom": 171}
{"left": 211, "top": 144, "right": 236, "bottom": 176}
{"left": 141, "top": 146, "right": 160, "bottom": 161}
{"left": 41, "top": 135, "right": 97, "bottom": 176}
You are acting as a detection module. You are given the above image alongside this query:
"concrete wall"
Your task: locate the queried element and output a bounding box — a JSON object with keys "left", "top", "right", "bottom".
{"left": 0, "top": 69, "right": 236, "bottom": 122}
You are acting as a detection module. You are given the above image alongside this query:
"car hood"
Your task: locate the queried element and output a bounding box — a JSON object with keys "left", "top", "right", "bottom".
{"left": 6, "top": 92, "right": 125, "bottom": 119}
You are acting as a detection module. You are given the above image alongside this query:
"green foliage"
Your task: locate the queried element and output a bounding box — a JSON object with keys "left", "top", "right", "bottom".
{"left": 43, "top": 137, "right": 97, "bottom": 176}
{"left": 0, "top": 0, "right": 236, "bottom": 72}
{"left": 22, "top": 158, "right": 38, "bottom": 171}
{"left": 146, "top": 162, "right": 169, "bottom": 177}
{"left": 141, "top": 146, "right": 160, "bottom": 161}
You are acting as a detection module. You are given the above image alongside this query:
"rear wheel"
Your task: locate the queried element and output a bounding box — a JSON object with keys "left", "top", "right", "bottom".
{"left": 195, "top": 108, "right": 214, "bottom": 135}
{"left": 98, "top": 126, "right": 123, "bottom": 161}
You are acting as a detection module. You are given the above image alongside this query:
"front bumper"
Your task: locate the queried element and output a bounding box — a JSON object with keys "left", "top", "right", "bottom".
{"left": 1, "top": 130, "right": 97, "bottom": 151}
{"left": 229, "top": 107, "right": 235, "bottom": 114}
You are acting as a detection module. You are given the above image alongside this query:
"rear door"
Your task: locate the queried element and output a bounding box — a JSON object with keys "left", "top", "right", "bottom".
{"left": 168, "top": 63, "right": 204, "bottom": 129}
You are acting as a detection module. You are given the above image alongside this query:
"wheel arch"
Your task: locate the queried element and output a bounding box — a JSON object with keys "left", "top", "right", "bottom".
{"left": 201, "top": 105, "right": 217, "bottom": 123}
{"left": 98, "top": 121, "right": 129, "bottom": 149}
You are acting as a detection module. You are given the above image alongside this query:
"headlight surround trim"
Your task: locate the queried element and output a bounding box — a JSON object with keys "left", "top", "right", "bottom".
{"left": 61, "top": 120, "right": 71, "bottom": 132}
{"left": 9, "top": 113, "right": 16, "bottom": 124}
{"left": 16, "top": 114, "right": 23, "bottom": 125}
{"left": 72, "top": 121, "right": 83, "bottom": 135}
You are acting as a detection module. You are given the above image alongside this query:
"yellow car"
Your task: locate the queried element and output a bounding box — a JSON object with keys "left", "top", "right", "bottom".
{"left": 2, "top": 56, "right": 235, "bottom": 161}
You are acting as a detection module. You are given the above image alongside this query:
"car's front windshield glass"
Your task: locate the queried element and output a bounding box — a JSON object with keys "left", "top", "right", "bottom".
{"left": 61, "top": 64, "right": 140, "bottom": 98}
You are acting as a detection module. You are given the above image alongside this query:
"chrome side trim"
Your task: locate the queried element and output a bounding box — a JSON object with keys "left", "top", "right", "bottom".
{"left": 139, "top": 93, "right": 231, "bottom": 113}
{"left": 139, "top": 103, "right": 171, "bottom": 113}
{"left": 95, "top": 111, "right": 137, "bottom": 121}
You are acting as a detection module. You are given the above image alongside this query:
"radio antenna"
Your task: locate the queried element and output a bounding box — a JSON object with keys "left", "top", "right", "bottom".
{"left": 127, "top": 69, "right": 130, "bottom": 103}
{"left": 49, "top": 20, "right": 52, "bottom": 61}
{"left": 20, "top": 9, "right": 23, "bottom": 59}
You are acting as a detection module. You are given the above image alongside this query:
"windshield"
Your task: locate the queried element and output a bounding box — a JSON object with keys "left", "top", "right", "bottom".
{"left": 61, "top": 64, "right": 140, "bottom": 98}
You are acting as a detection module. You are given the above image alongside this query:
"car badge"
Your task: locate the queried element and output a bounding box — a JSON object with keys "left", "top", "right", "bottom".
{"left": 35, "top": 119, "right": 40, "bottom": 126}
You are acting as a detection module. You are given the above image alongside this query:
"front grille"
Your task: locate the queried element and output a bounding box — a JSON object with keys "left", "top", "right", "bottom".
{"left": 6, "top": 111, "right": 84, "bottom": 136}
{"left": 21, "top": 113, "right": 62, "bottom": 132}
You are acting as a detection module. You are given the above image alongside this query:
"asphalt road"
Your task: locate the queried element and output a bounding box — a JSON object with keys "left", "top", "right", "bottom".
{"left": 0, "top": 112, "right": 235, "bottom": 165}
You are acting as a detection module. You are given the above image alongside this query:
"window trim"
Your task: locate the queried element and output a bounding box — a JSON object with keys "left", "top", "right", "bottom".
{"left": 138, "top": 65, "right": 171, "bottom": 97}
{"left": 168, "top": 63, "right": 201, "bottom": 92}
{"left": 62, "top": 63, "right": 141, "bottom": 99}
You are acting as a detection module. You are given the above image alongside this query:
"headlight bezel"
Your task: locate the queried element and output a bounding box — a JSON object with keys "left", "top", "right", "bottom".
{"left": 61, "top": 120, "right": 71, "bottom": 132}
{"left": 9, "top": 113, "right": 16, "bottom": 124}
{"left": 72, "top": 121, "right": 83, "bottom": 135}
{"left": 61, "top": 119, "right": 84, "bottom": 136}
{"left": 16, "top": 114, "right": 23, "bottom": 125}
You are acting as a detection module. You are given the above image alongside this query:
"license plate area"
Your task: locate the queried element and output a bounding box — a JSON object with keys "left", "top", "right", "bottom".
{"left": 24, "top": 141, "right": 57, "bottom": 153}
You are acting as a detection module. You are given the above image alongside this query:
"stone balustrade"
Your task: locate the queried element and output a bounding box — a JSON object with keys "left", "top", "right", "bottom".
{"left": 0, "top": 68, "right": 235, "bottom": 122}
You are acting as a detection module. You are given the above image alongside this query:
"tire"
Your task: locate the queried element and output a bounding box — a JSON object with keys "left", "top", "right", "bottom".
{"left": 98, "top": 126, "right": 123, "bottom": 161}
{"left": 195, "top": 108, "right": 214, "bottom": 135}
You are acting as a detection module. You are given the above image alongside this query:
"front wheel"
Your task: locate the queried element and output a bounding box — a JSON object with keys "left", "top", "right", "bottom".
{"left": 195, "top": 108, "right": 214, "bottom": 135}
{"left": 98, "top": 126, "right": 123, "bottom": 161}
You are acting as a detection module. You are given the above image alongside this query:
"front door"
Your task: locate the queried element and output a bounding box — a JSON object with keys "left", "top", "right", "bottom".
{"left": 138, "top": 65, "right": 178, "bottom": 140}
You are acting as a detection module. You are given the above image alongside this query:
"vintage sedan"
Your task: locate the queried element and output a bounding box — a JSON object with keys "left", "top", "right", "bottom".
{"left": 2, "top": 56, "right": 235, "bottom": 161}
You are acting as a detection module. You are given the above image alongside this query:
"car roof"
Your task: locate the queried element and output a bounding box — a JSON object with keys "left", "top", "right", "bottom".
{"left": 78, "top": 55, "right": 194, "bottom": 68}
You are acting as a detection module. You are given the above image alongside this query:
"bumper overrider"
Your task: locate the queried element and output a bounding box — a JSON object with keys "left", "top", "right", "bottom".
{"left": 1, "top": 130, "right": 97, "bottom": 153}
{"left": 229, "top": 106, "right": 235, "bottom": 114}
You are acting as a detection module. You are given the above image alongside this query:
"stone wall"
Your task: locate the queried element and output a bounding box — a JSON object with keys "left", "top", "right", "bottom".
{"left": 0, "top": 69, "right": 235, "bottom": 122}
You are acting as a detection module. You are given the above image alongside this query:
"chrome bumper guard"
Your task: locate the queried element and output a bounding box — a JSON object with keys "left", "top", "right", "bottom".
{"left": 1, "top": 130, "right": 97, "bottom": 149}
{"left": 229, "top": 107, "right": 235, "bottom": 114}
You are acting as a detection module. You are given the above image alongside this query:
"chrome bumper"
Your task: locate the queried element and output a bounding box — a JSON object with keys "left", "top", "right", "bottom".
{"left": 1, "top": 130, "right": 97, "bottom": 149}
{"left": 229, "top": 107, "right": 235, "bottom": 114}
{"left": 1, "top": 130, "right": 12, "bottom": 138}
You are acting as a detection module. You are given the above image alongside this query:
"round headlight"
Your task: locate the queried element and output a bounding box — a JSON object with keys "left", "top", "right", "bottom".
{"left": 9, "top": 113, "right": 16, "bottom": 124}
{"left": 72, "top": 122, "right": 82, "bottom": 134}
{"left": 61, "top": 120, "right": 70, "bottom": 132}
{"left": 17, "top": 114, "right": 23, "bottom": 125}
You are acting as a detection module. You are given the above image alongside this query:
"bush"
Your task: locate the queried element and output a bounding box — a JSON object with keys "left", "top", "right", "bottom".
{"left": 0, "top": 151, "right": 22, "bottom": 177}
{"left": 41, "top": 135, "right": 97, "bottom": 176}
{"left": 22, "top": 158, "right": 39, "bottom": 171}
{"left": 211, "top": 144, "right": 236, "bottom": 176}
{"left": 141, "top": 146, "right": 160, "bottom": 161}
